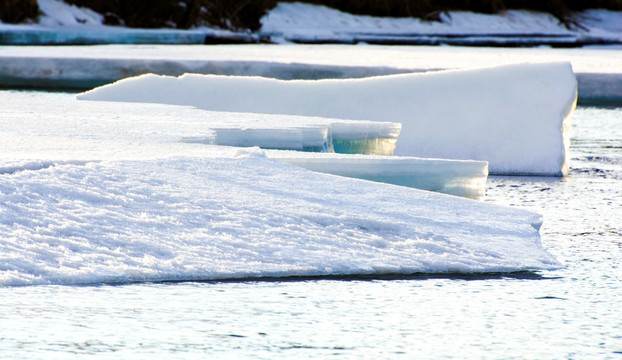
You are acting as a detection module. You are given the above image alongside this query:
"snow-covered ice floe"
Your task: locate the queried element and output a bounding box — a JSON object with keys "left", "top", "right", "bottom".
{"left": 0, "top": 152, "right": 558, "bottom": 286}
{"left": 0, "top": 90, "right": 556, "bottom": 285}
{"left": 268, "top": 151, "right": 488, "bottom": 200}
{"left": 1, "top": 91, "right": 487, "bottom": 198}
{"left": 78, "top": 62, "right": 578, "bottom": 176}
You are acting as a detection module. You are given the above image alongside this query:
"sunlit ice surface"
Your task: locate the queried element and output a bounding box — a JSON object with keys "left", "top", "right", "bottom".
{"left": 0, "top": 89, "right": 559, "bottom": 286}
{"left": 0, "top": 90, "right": 620, "bottom": 359}
{"left": 77, "top": 63, "right": 577, "bottom": 176}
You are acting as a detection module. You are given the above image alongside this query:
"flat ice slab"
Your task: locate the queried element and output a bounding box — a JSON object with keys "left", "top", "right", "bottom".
{"left": 0, "top": 90, "right": 559, "bottom": 285}
{"left": 2, "top": 91, "right": 487, "bottom": 198}
{"left": 1, "top": 91, "right": 401, "bottom": 158}
{"left": 197, "top": 120, "right": 402, "bottom": 155}
{"left": 78, "top": 62, "right": 578, "bottom": 176}
{"left": 0, "top": 154, "right": 558, "bottom": 286}
{"left": 269, "top": 151, "right": 488, "bottom": 200}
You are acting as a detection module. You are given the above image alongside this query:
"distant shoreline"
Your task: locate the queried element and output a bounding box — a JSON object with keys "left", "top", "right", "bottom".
{"left": 3, "top": 0, "right": 622, "bottom": 31}
{"left": 1, "top": 45, "right": 621, "bottom": 105}
{"left": 1, "top": 2, "right": 621, "bottom": 47}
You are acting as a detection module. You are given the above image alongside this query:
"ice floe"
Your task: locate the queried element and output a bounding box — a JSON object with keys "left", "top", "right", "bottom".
{"left": 78, "top": 62, "right": 577, "bottom": 176}
{"left": 0, "top": 154, "right": 558, "bottom": 286}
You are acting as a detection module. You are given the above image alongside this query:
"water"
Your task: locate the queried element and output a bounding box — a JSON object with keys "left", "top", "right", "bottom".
{"left": 1, "top": 105, "right": 621, "bottom": 359}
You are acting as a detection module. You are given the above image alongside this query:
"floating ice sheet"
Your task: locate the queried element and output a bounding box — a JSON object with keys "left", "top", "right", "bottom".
{"left": 183, "top": 122, "right": 402, "bottom": 155}
{"left": 0, "top": 91, "right": 398, "bottom": 160}
{"left": 268, "top": 151, "right": 488, "bottom": 200}
{"left": 0, "top": 154, "right": 558, "bottom": 286}
{"left": 77, "top": 63, "right": 578, "bottom": 175}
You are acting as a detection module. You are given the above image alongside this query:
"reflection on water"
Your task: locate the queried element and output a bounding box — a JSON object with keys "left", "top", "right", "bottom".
{"left": 0, "top": 106, "right": 621, "bottom": 359}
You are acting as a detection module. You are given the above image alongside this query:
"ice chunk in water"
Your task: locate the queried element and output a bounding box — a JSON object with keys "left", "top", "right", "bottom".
{"left": 269, "top": 151, "right": 488, "bottom": 199}
{"left": 181, "top": 122, "right": 402, "bottom": 155}
{"left": 78, "top": 63, "right": 577, "bottom": 176}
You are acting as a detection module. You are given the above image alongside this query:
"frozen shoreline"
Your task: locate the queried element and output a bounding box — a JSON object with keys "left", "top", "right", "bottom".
{"left": 1, "top": 44, "right": 620, "bottom": 104}
{"left": 1, "top": 2, "right": 621, "bottom": 47}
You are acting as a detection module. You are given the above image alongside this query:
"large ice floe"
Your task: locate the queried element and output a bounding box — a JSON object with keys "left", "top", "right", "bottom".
{"left": 0, "top": 154, "right": 557, "bottom": 286}
{"left": 78, "top": 62, "right": 578, "bottom": 176}
{"left": 1, "top": 91, "right": 483, "bottom": 198}
{"left": 0, "top": 90, "right": 559, "bottom": 285}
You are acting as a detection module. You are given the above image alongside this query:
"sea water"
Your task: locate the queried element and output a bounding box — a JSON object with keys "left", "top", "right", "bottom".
{"left": 0, "top": 103, "right": 620, "bottom": 359}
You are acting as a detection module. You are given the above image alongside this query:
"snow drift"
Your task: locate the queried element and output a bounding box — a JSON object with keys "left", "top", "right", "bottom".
{"left": 78, "top": 62, "right": 578, "bottom": 176}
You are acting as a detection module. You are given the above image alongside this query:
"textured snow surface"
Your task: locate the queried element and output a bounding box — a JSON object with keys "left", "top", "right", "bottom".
{"left": 79, "top": 62, "right": 577, "bottom": 176}
{"left": 0, "top": 155, "right": 558, "bottom": 286}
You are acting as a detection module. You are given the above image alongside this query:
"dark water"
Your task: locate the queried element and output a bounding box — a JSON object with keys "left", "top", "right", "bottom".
{"left": 0, "top": 106, "right": 620, "bottom": 359}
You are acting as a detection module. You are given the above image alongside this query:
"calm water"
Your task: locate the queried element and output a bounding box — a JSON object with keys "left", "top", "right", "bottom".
{"left": 1, "top": 105, "right": 621, "bottom": 359}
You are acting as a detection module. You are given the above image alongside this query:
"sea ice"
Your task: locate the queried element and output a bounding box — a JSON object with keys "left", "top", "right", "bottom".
{"left": 0, "top": 154, "right": 558, "bottom": 286}
{"left": 268, "top": 151, "right": 488, "bottom": 200}
{"left": 77, "top": 62, "right": 578, "bottom": 176}
{"left": 1, "top": 90, "right": 400, "bottom": 158}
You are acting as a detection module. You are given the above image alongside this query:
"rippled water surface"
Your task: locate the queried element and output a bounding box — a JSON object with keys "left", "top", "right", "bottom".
{"left": 1, "top": 106, "right": 621, "bottom": 359}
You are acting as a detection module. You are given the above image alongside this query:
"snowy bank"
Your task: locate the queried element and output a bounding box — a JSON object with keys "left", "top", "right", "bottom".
{"left": 262, "top": 3, "right": 622, "bottom": 46}
{"left": 0, "top": 154, "right": 557, "bottom": 286}
{"left": 1, "top": 1, "right": 621, "bottom": 46}
{"left": 78, "top": 62, "right": 578, "bottom": 176}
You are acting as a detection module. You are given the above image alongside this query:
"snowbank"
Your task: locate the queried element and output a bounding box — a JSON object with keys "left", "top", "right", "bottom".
{"left": 78, "top": 62, "right": 578, "bottom": 176}
{"left": 261, "top": 3, "right": 622, "bottom": 46}
{"left": 2, "top": 1, "right": 621, "bottom": 46}
{"left": 0, "top": 154, "right": 557, "bottom": 286}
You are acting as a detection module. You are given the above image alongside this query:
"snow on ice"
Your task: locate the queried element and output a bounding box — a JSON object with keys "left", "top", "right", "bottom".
{"left": 0, "top": 155, "right": 558, "bottom": 286}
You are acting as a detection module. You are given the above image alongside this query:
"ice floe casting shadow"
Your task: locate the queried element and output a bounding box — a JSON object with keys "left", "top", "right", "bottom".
{"left": 152, "top": 271, "right": 557, "bottom": 286}
{"left": 204, "top": 271, "right": 557, "bottom": 283}
{"left": 5, "top": 272, "right": 557, "bottom": 288}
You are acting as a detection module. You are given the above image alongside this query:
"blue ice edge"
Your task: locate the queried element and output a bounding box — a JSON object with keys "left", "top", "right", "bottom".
{"left": 0, "top": 155, "right": 561, "bottom": 286}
